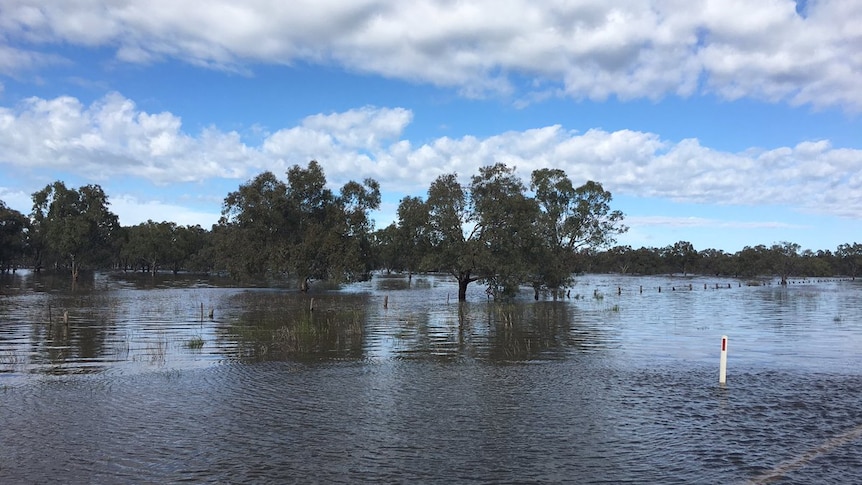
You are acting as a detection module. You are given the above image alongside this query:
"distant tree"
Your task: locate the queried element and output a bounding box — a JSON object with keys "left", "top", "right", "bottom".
{"left": 836, "top": 243, "right": 862, "bottom": 278}
{"left": 31, "top": 182, "right": 120, "bottom": 280}
{"left": 171, "top": 224, "right": 211, "bottom": 273}
{"left": 371, "top": 223, "right": 400, "bottom": 273}
{"left": 662, "top": 241, "right": 699, "bottom": 275}
{"left": 394, "top": 196, "right": 431, "bottom": 278}
{"left": 735, "top": 244, "right": 771, "bottom": 278}
{"left": 771, "top": 241, "right": 800, "bottom": 284}
{"left": 699, "top": 248, "right": 733, "bottom": 276}
{"left": 0, "top": 200, "right": 29, "bottom": 273}
{"left": 123, "top": 220, "right": 177, "bottom": 274}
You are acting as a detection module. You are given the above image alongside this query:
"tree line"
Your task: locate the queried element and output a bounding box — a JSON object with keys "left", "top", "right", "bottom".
{"left": 1, "top": 161, "right": 860, "bottom": 299}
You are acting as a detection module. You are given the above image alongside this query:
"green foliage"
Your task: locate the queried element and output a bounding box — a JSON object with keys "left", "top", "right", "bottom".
{"left": 401, "top": 164, "right": 628, "bottom": 301}
{"left": 0, "top": 200, "right": 29, "bottom": 272}
{"left": 30, "top": 182, "right": 120, "bottom": 279}
{"left": 217, "top": 161, "right": 380, "bottom": 287}
{"left": 592, "top": 240, "right": 846, "bottom": 278}
{"left": 121, "top": 221, "right": 211, "bottom": 274}
{"left": 186, "top": 336, "right": 205, "bottom": 349}
{"left": 529, "top": 169, "right": 627, "bottom": 297}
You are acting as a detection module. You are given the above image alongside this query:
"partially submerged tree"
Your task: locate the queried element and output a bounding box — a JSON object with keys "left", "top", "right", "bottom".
{"left": 30, "top": 182, "right": 120, "bottom": 280}
{"left": 0, "top": 200, "right": 29, "bottom": 273}
{"left": 530, "top": 169, "right": 627, "bottom": 298}
{"left": 425, "top": 172, "right": 479, "bottom": 301}
{"left": 218, "top": 161, "right": 380, "bottom": 288}
{"left": 470, "top": 163, "right": 540, "bottom": 299}
{"left": 423, "top": 164, "right": 626, "bottom": 301}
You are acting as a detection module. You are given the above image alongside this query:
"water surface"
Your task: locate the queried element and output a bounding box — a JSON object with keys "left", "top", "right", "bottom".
{"left": 2, "top": 272, "right": 861, "bottom": 483}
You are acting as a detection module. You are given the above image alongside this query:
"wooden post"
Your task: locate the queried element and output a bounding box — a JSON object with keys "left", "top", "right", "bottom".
{"left": 384, "top": 295, "right": 389, "bottom": 309}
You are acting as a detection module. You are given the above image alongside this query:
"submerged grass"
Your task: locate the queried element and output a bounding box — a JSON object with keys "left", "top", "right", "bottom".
{"left": 228, "top": 292, "right": 368, "bottom": 361}
{"left": 186, "top": 336, "right": 205, "bottom": 349}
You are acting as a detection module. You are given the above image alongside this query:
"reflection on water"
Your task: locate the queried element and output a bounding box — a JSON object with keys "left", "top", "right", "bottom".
{"left": 2, "top": 271, "right": 862, "bottom": 483}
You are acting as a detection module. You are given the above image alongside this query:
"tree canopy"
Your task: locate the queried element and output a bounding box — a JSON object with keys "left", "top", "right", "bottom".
{"left": 30, "top": 182, "right": 120, "bottom": 280}
{"left": 217, "top": 160, "right": 380, "bottom": 288}
{"left": 384, "top": 163, "right": 628, "bottom": 301}
{"left": 3, "top": 167, "right": 860, "bottom": 295}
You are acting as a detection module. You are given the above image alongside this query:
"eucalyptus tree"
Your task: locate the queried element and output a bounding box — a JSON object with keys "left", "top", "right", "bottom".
{"left": 425, "top": 172, "right": 481, "bottom": 301}
{"left": 836, "top": 243, "right": 862, "bottom": 278}
{"left": 170, "top": 224, "right": 211, "bottom": 273}
{"left": 391, "top": 196, "right": 431, "bottom": 277}
{"left": 219, "top": 161, "right": 380, "bottom": 288}
{"left": 218, "top": 171, "right": 289, "bottom": 279}
{"left": 123, "top": 220, "right": 178, "bottom": 274}
{"left": 662, "top": 241, "right": 699, "bottom": 275}
{"left": 0, "top": 200, "right": 29, "bottom": 273}
{"left": 771, "top": 241, "right": 801, "bottom": 284}
{"left": 530, "top": 169, "right": 627, "bottom": 297}
{"left": 30, "top": 182, "right": 120, "bottom": 280}
{"left": 470, "top": 163, "right": 540, "bottom": 299}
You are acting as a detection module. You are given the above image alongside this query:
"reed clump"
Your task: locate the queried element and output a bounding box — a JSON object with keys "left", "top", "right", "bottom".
{"left": 186, "top": 336, "right": 205, "bottom": 349}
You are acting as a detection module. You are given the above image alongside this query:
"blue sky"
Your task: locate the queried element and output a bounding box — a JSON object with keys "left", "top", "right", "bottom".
{"left": 1, "top": 0, "right": 861, "bottom": 253}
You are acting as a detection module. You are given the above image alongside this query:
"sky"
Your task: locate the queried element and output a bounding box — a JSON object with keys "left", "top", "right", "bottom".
{"left": 1, "top": 0, "right": 861, "bottom": 253}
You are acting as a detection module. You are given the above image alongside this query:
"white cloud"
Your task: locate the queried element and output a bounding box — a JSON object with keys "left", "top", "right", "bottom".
{"left": 2, "top": 1, "right": 861, "bottom": 109}
{"left": 109, "top": 194, "right": 220, "bottom": 227}
{"left": 0, "top": 187, "right": 32, "bottom": 215}
{"left": 2, "top": 93, "right": 862, "bottom": 221}
{"left": 626, "top": 215, "right": 807, "bottom": 230}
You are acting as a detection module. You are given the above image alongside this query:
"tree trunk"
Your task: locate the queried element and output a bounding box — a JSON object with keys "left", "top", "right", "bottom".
{"left": 457, "top": 278, "right": 468, "bottom": 301}
{"left": 70, "top": 255, "right": 79, "bottom": 282}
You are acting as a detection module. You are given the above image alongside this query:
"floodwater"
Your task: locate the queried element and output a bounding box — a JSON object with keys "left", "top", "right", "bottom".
{"left": 1, "top": 271, "right": 861, "bottom": 483}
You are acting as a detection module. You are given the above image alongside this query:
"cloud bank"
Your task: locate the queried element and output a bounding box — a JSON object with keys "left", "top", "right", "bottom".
{"left": 2, "top": 0, "right": 861, "bottom": 109}
{"left": 2, "top": 93, "right": 861, "bottom": 220}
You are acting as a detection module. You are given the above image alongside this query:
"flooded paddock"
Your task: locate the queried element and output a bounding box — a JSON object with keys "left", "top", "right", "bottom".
{"left": 1, "top": 272, "right": 861, "bottom": 483}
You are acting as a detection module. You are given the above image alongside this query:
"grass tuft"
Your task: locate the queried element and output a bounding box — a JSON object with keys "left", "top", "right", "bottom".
{"left": 186, "top": 336, "right": 205, "bottom": 349}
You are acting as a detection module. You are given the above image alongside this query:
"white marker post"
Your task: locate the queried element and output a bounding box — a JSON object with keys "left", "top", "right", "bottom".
{"left": 719, "top": 335, "right": 728, "bottom": 385}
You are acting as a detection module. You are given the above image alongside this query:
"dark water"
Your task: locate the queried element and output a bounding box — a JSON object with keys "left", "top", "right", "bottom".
{"left": 2, "top": 272, "right": 861, "bottom": 483}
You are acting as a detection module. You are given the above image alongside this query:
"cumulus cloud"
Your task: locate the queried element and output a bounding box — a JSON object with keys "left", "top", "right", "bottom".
{"left": 2, "top": 93, "right": 862, "bottom": 221}
{"left": 109, "top": 194, "right": 220, "bottom": 227}
{"left": 1, "top": 0, "right": 861, "bottom": 109}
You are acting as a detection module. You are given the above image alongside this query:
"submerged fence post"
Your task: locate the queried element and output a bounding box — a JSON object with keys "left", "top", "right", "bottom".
{"left": 719, "top": 335, "right": 728, "bottom": 385}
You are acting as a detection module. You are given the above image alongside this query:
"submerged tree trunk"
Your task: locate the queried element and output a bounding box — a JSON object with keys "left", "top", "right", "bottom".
{"left": 70, "top": 254, "right": 80, "bottom": 282}
{"left": 455, "top": 270, "right": 476, "bottom": 302}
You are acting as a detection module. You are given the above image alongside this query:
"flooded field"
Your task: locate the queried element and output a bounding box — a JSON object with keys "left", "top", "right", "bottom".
{"left": 2, "top": 271, "right": 861, "bottom": 483}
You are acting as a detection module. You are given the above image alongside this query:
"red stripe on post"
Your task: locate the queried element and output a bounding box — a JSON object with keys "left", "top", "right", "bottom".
{"left": 721, "top": 338, "right": 727, "bottom": 351}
